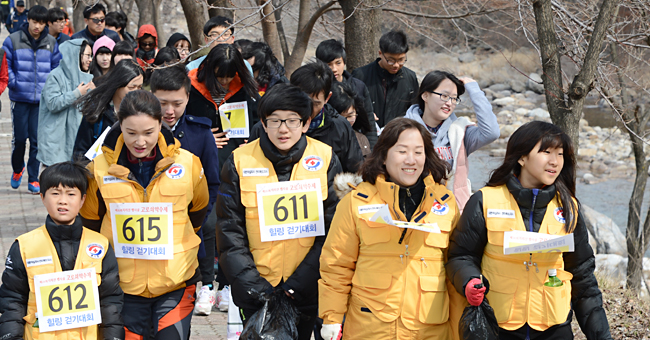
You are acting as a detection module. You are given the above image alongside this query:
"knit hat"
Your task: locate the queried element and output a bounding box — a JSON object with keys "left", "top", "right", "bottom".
{"left": 93, "top": 35, "right": 116, "bottom": 56}
{"left": 166, "top": 32, "right": 191, "bottom": 50}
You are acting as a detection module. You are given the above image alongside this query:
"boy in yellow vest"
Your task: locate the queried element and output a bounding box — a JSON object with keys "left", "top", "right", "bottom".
{"left": 216, "top": 83, "right": 342, "bottom": 340}
{"left": 0, "top": 162, "right": 123, "bottom": 340}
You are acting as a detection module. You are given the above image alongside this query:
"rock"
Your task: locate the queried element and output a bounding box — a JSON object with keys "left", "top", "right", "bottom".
{"left": 488, "top": 83, "right": 511, "bottom": 92}
{"left": 578, "top": 148, "right": 597, "bottom": 158}
{"left": 489, "top": 149, "right": 506, "bottom": 157}
{"left": 510, "top": 80, "right": 526, "bottom": 93}
{"left": 583, "top": 173, "right": 596, "bottom": 183}
{"left": 458, "top": 52, "right": 475, "bottom": 63}
{"left": 579, "top": 118, "right": 589, "bottom": 128}
{"left": 526, "top": 73, "right": 545, "bottom": 94}
{"left": 590, "top": 161, "right": 609, "bottom": 175}
{"left": 492, "top": 97, "right": 515, "bottom": 106}
{"left": 514, "top": 108, "right": 528, "bottom": 116}
{"left": 528, "top": 108, "right": 550, "bottom": 119}
{"left": 497, "top": 110, "right": 512, "bottom": 118}
{"left": 525, "top": 90, "right": 538, "bottom": 98}
{"left": 595, "top": 254, "right": 628, "bottom": 284}
{"left": 497, "top": 90, "right": 512, "bottom": 98}
{"left": 583, "top": 205, "right": 627, "bottom": 255}
{"left": 500, "top": 125, "right": 515, "bottom": 138}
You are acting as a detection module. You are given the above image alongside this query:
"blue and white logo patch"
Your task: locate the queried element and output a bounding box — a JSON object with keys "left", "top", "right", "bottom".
{"left": 166, "top": 164, "right": 185, "bottom": 179}
{"left": 431, "top": 200, "right": 450, "bottom": 215}
{"left": 86, "top": 243, "right": 105, "bottom": 259}
{"left": 554, "top": 207, "right": 565, "bottom": 223}
{"left": 302, "top": 156, "right": 324, "bottom": 172}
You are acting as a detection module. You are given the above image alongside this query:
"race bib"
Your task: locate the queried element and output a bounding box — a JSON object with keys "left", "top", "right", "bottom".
{"left": 503, "top": 231, "right": 574, "bottom": 255}
{"left": 109, "top": 203, "right": 174, "bottom": 259}
{"left": 219, "top": 101, "right": 249, "bottom": 138}
{"left": 256, "top": 179, "right": 325, "bottom": 242}
{"left": 34, "top": 268, "right": 101, "bottom": 332}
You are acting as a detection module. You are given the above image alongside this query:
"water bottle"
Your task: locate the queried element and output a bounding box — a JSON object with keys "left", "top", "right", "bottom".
{"left": 544, "top": 269, "right": 563, "bottom": 287}
{"left": 33, "top": 313, "right": 39, "bottom": 328}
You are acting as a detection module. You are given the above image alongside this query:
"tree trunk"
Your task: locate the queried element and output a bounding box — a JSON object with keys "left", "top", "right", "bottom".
{"left": 340, "top": 0, "right": 382, "bottom": 71}
{"left": 72, "top": 3, "right": 85, "bottom": 33}
{"left": 104, "top": 0, "right": 118, "bottom": 12}
{"left": 135, "top": 0, "right": 154, "bottom": 28}
{"left": 208, "top": 0, "right": 232, "bottom": 19}
{"left": 120, "top": 0, "right": 136, "bottom": 36}
{"left": 179, "top": 0, "right": 207, "bottom": 53}
{"left": 260, "top": 0, "right": 283, "bottom": 64}
{"left": 152, "top": 0, "right": 164, "bottom": 47}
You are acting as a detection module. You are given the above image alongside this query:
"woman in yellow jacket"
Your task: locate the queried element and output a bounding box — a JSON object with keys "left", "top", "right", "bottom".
{"left": 319, "top": 117, "right": 465, "bottom": 340}
{"left": 80, "top": 90, "right": 210, "bottom": 340}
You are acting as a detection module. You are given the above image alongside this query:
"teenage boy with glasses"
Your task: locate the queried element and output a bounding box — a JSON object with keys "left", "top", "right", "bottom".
{"left": 47, "top": 7, "right": 69, "bottom": 44}
{"left": 352, "top": 30, "right": 418, "bottom": 130}
{"left": 71, "top": 3, "right": 120, "bottom": 45}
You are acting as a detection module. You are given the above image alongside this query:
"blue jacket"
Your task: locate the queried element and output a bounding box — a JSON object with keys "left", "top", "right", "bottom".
{"left": 3, "top": 24, "right": 61, "bottom": 103}
{"left": 55, "top": 32, "right": 71, "bottom": 44}
{"left": 71, "top": 27, "right": 121, "bottom": 45}
{"left": 5, "top": 8, "right": 27, "bottom": 34}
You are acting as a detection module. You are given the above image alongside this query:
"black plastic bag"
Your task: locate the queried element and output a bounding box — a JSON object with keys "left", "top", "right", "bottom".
{"left": 239, "top": 290, "right": 300, "bottom": 340}
{"left": 459, "top": 300, "right": 499, "bottom": 340}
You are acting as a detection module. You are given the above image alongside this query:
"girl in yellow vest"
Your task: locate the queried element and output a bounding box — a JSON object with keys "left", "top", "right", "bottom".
{"left": 0, "top": 162, "right": 123, "bottom": 340}
{"left": 80, "top": 90, "right": 210, "bottom": 340}
{"left": 446, "top": 121, "right": 612, "bottom": 339}
{"left": 216, "top": 83, "right": 341, "bottom": 340}
{"left": 319, "top": 117, "right": 466, "bottom": 340}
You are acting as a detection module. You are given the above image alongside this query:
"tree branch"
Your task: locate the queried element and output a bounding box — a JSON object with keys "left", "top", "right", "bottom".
{"left": 380, "top": 6, "right": 511, "bottom": 20}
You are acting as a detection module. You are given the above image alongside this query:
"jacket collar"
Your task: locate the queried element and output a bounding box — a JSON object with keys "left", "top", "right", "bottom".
{"left": 505, "top": 174, "right": 556, "bottom": 209}
{"left": 188, "top": 68, "right": 244, "bottom": 108}
{"left": 369, "top": 174, "right": 450, "bottom": 221}
{"left": 372, "top": 58, "right": 403, "bottom": 80}
{"left": 45, "top": 215, "right": 83, "bottom": 242}
{"left": 259, "top": 133, "right": 307, "bottom": 176}
{"left": 20, "top": 22, "right": 49, "bottom": 47}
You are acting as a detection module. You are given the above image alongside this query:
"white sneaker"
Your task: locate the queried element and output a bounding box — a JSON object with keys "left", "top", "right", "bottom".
{"left": 194, "top": 285, "right": 216, "bottom": 316}
{"left": 217, "top": 286, "right": 230, "bottom": 312}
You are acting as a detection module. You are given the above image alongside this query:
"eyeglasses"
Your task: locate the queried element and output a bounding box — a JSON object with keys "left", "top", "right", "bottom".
{"left": 140, "top": 42, "right": 155, "bottom": 48}
{"left": 81, "top": 53, "right": 92, "bottom": 59}
{"left": 430, "top": 91, "right": 461, "bottom": 105}
{"left": 265, "top": 118, "right": 302, "bottom": 129}
{"left": 53, "top": 19, "right": 66, "bottom": 25}
{"left": 206, "top": 31, "right": 232, "bottom": 41}
{"left": 177, "top": 49, "right": 190, "bottom": 54}
{"left": 90, "top": 17, "right": 105, "bottom": 24}
{"left": 382, "top": 55, "right": 407, "bottom": 66}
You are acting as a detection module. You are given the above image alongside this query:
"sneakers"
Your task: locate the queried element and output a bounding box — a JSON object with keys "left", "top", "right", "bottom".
{"left": 217, "top": 285, "right": 230, "bottom": 312}
{"left": 194, "top": 285, "right": 216, "bottom": 316}
{"left": 28, "top": 182, "right": 40, "bottom": 195}
{"left": 10, "top": 167, "right": 24, "bottom": 189}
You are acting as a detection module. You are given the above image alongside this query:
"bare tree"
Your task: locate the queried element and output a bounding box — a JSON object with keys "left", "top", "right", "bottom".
{"left": 208, "top": 0, "right": 232, "bottom": 18}
{"left": 179, "top": 0, "right": 208, "bottom": 51}
{"left": 339, "top": 0, "right": 383, "bottom": 71}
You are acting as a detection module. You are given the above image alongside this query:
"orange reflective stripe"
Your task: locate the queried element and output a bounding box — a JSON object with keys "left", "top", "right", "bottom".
{"left": 157, "top": 285, "right": 196, "bottom": 331}
{"left": 124, "top": 327, "right": 144, "bottom": 340}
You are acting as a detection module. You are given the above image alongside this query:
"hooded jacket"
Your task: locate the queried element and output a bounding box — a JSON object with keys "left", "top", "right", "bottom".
{"left": 165, "top": 32, "right": 190, "bottom": 50}
{"left": 37, "top": 39, "right": 94, "bottom": 166}
{"left": 185, "top": 68, "right": 259, "bottom": 173}
{"left": 0, "top": 216, "right": 124, "bottom": 340}
{"left": 249, "top": 103, "right": 363, "bottom": 173}
{"left": 351, "top": 58, "right": 418, "bottom": 128}
{"left": 216, "top": 134, "right": 342, "bottom": 313}
{"left": 446, "top": 175, "right": 613, "bottom": 339}
{"left": 3, "top": 23, "right": 61, "bottom": 103}
{"left": 135, "top": 24, "right": 158, "bottom": 67}
{"left": 71, "top": 26, "right": 120, "bottom": 45}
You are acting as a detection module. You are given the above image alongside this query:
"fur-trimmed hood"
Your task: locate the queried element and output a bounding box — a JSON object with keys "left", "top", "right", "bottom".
{"left": 333, "top": 172, "right": 363, "bottom": 199}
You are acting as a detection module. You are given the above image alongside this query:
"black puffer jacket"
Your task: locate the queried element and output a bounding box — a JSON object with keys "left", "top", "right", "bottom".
{"left": 342, "top": 70, "right": 378, "bottom": 147}
{"left": 216, "top": 134, "right": 342, "bottom": 313}
{"left": 351, "top": 58, "right": 418, "bottom": 128}
{"left": 250, "top": 104, "right": 362, "bottom": 173}
{"left": 446, "top": 175, "right": 612, "bottom": 340}
{"left": 0, "top": 217, "right": 124, "bottom": 340}
{"left": 73, "top": 105, "right": 117, "bottom": 161}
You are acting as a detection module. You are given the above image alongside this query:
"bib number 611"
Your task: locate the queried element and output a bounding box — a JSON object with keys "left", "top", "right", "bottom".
{"left": 263, "top": 191, "right": 319, "bottom": 226}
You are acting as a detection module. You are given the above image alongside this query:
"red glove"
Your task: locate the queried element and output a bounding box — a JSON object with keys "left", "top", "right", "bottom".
{"left": 465, "top": 278, "right": 486, "bottom": 306}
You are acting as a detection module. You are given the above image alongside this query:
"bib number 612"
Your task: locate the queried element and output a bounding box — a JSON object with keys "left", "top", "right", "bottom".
{"left": 40, "top": 281, "right": 94, "bottom": 316}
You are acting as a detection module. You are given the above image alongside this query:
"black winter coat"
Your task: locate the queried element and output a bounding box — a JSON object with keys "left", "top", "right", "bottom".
{"left": 0, "top": 217, "right": 124, "bottom": 340}
{"left": 185, "top": 85, "right": 259, "bottom": 174}
{"left": 73, "top": 105, "right": 117, "bottom": 161}
{"left": 446, "top": 175, "right": 612, "bottom": 340}
{"left": 215, "top": 134, "right": 342, "bottom": 313}
{"left": 249, "top": 104, "right": 363, "bottom": 173}
{"left": 342, "top": 70, "right": 377, "bottom": 147}
{"left": 351, "top": 58, "right": 418, "bottom": 128}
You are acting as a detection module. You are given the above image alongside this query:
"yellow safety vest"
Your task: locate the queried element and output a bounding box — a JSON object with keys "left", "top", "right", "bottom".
{"left": 233, "top": 137, "right": 330, "bottom": 287}
{"left": 18, "top": 226, "right": 107, "bottom": 340}
{"left": 480, "top": 185, "right": 575, "bottom": 331}
{"left": 92, "top": 147, "right": 200, "bottom": 297}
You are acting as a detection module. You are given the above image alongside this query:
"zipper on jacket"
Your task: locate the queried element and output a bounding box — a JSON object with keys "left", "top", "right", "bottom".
{"left": 420, "top": 258, "right": 428, "bottom": 268}
{"left": 525, "top": 325, "right": 530, "bottom": 340}
{"left": 526, "top": 189, "right": 540, "bottom": 272}
{"left": 33, "top": 50, "right": 37, "bottom": 101}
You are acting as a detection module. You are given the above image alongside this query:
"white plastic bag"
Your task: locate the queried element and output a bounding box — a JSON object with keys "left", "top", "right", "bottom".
{"left": 227, "top": 289, "right": 243, "bottom": 340}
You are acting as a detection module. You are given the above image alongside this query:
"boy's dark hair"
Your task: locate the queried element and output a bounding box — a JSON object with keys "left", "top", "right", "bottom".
{"left": 47, "top": 7, "right": 66, "bottom": 23}
{"left": 329, "top": 82, "right": 371, "bottom": 134}
{"left": 379, "top": 30, "right": 409, "bottom": 54}
{"left": 112, "top": 40, "right": 135, "bottom": 58}
{"left": 258, "top": 83, "right": 313, "bottom": 124}
{"left": 203, "top": 16, "right": 234, "bottom": 36}
{"left": 105, "top": 11, "right": 127, "bottom": 31}
{"left": 290, "top": 60, "right": 333, "bottom": 97}
{"left": 27, "top": 5, "right": 48, "bottom": 22}
{"left": 151, "top": 64, "right": 190, "bottom": 94}
{"left": 39, "top": 162, "right": 90, "bottom": 196}
{"left": 315, "top": 39, "right": 346, "bottom": 64}
{"left": 83, "top": 3, "right": 106, "bottom": 19}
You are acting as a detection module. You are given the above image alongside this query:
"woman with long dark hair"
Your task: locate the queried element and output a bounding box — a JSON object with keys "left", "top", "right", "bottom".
{"left": 241, "top": 41, "right": 287, "bottom": 95}
{"left": 73, "top": 59, "right": 144, "bottom": 160}
{"left": 186, "top": 43, "right": 259, "bottom": 173}
{"left": 446, "top": 121, "right": 612, "bottom": 339}
{"left": 405, "top": 71, "right": 499, "bottom": 211}
{"left": 81, "top": 90, "right": 209, "bottom": 340}
{"left": 329, "top": 82, "right": 372, "bottom": 158}
{"left": 320, "top": 118, "right": 464, "bottom": 339}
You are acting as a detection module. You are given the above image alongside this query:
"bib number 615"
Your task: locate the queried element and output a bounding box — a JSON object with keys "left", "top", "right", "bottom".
{"left": 120, "top": 217, "right": 161, "bottom": 243}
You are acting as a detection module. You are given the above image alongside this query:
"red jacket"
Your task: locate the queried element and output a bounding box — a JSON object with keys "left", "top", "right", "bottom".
{"left": 0, "top": 51, "right": 8, "bottom": 95}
